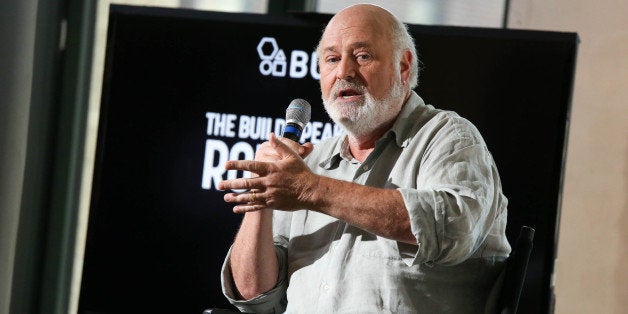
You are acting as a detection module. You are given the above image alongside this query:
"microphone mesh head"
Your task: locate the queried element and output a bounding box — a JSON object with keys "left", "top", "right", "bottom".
{"left": 286, "top": 99, "right": 311, "bottom": 127}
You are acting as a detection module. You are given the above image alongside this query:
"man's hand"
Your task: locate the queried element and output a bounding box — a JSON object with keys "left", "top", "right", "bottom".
{"left": 218, "top": 133, "right": 316, "bottom": 213}
{"left": 255, "top": 132, "right": 314, "bottom": 161}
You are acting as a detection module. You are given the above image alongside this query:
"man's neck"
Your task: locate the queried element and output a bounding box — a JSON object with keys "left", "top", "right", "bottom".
{"left": 346, "top": 122, "right": 391, "bottom": 162}
{"left": 346, "top": 90, "right": 412, "bottom": 162}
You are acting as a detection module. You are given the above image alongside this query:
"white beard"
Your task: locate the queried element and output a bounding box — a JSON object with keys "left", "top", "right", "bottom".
{"left": 323, "top": 77, "right": 406, "bottom": 139}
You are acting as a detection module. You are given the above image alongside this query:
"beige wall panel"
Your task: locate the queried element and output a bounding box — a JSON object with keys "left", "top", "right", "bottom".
{"left": 508, "top": 0, "right": 628, "bottom": 313}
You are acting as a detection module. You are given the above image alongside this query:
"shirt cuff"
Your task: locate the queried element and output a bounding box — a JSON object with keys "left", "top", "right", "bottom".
{"left": 220, "top": 245, "right": 288, "bottom": 313}
{"left": 398, "top": 188, "right": 445, "bottom": 266}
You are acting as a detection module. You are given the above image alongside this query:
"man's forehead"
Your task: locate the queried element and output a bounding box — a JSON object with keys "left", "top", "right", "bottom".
{"left": 320, "top": 40, "right": 374, "bottom": 53}
{"left": 321, "top": 22, "right": 387, "bottom": 48}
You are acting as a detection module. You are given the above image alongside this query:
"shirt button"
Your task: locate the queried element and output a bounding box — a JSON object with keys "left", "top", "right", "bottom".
{"left": 363, "top": 165, "right": 369, "bottom": 171}
{"left": 322, "top": 283, "right": 329, "bottom": 291}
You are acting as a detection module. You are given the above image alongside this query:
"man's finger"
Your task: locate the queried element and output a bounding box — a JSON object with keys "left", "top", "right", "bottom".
{"left": 270, "top": 132, "right": 302, "bottom": 158}
{"left": 300, "top": 142, "right": 314, "bottom": 158}
{"left": 232, "top": 204, "right": 268, "bottom": 213}
{"left": 218, "top": 176, "right": 263, "bottom": 191}
{"left": 224, "top": 160, "right": 269, "bottom": 175}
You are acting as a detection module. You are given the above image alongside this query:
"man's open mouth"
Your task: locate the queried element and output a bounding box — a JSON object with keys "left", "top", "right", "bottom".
{"left": 338, "top": 89, "right": 363, "bottom": 99}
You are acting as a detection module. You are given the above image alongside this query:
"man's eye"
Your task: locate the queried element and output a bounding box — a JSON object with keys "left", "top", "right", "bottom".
{"left": 326, "top": 57, "right": 339, "bottom": 63}
{"left": 357, "top": 54, "right": 371, "bottom": 61}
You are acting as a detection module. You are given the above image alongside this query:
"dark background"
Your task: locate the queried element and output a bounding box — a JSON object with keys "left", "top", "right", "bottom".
{"left": 79, "top": 5, "right": 578, "bottom": 313}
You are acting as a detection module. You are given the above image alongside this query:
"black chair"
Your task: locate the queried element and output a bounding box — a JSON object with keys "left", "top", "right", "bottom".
{"left": 498, "top": 225, "right": 535, "bottom": 314}
{"left": 205, "top": 226, "right": 536, "bottom": 314}
{"left": 204, "top": 309, "right": 240, "bottom": 314}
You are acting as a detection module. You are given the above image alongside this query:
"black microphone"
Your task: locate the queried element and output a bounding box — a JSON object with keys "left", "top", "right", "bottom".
{"left": 281, "top": 99, "right": 311, "bottom": 142}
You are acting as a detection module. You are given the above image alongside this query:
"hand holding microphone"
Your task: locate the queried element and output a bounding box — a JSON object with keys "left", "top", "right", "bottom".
{"left": 219, "top": 99, "right": 316, "bottom": 212}
{"left": 272, "top": 99, "right": 314, "bottom": 158}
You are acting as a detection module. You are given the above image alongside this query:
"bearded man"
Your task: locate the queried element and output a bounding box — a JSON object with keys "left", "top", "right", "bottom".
{"left": 218, "top": 4, "right": 511, "bottom": 313}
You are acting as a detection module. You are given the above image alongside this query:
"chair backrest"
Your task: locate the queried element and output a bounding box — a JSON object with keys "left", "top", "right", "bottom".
{"left": 203, "top": 309, "right": 240, "bottom": 314}
{"left": 499, "top": 225, "right": 535, "bottom": 314}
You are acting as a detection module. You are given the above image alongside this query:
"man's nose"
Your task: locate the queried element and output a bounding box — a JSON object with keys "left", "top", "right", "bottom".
{"left": 336, "top": 57, "right": 356, "bottom": 80}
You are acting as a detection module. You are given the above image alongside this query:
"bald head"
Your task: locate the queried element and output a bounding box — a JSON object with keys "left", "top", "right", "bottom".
{"left": 326, "top": 4, "right": 398, "bottom": 37}
{"left": 317, "top": 4, "right": 419, "bottom": 89}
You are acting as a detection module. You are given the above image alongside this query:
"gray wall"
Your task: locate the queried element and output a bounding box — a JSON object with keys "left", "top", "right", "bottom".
{"left": 0, "top": 0, "right": 94, "bottom": 312}
{"left": 0, "top": 0, "right": 38, "bottom": 313}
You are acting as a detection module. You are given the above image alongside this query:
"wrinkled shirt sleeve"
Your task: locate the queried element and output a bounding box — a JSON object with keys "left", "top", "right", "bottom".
{"left": 220, "top": 244, "right": 289, "bottom": 313}
{"left": 398, "top": 115, "right": 509, "bottom": 266}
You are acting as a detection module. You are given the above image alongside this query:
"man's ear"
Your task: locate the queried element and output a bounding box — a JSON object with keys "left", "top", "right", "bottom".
{"left": 399, "top": 49, "right": 413, "bottom": 84}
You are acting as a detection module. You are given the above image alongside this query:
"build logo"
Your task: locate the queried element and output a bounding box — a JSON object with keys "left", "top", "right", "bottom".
{"left": 257, "top": 37, "right": 320, "bottom": 80}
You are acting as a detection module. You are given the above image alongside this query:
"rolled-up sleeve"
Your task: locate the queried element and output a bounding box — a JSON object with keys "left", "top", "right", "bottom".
{"left": 396, "top": 115, "right": 509, "bottom": 267}
{"left": 220, "top": 245, "right": 289, "bottom": 313}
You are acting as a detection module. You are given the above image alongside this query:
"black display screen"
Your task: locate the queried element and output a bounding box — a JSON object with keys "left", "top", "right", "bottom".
{"left": 79, "top": 5, "right": 577, "bottom": 313}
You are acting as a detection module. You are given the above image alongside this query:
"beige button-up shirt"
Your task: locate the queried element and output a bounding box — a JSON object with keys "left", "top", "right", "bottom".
{"left": 222, "top": 92, "right": 511, "bottom": 313}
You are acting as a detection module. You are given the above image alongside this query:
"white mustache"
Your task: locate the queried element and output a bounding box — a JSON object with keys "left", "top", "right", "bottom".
{"left": 331, "top": 80, "right": 367, "bottom": 98}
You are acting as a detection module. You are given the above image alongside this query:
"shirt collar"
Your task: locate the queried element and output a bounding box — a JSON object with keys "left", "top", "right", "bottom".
{"left": 388, "top": 91, "right": 427, "bottom": 148}
{"left": 318, "top": 137, "right": 347, "bottom": 170}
